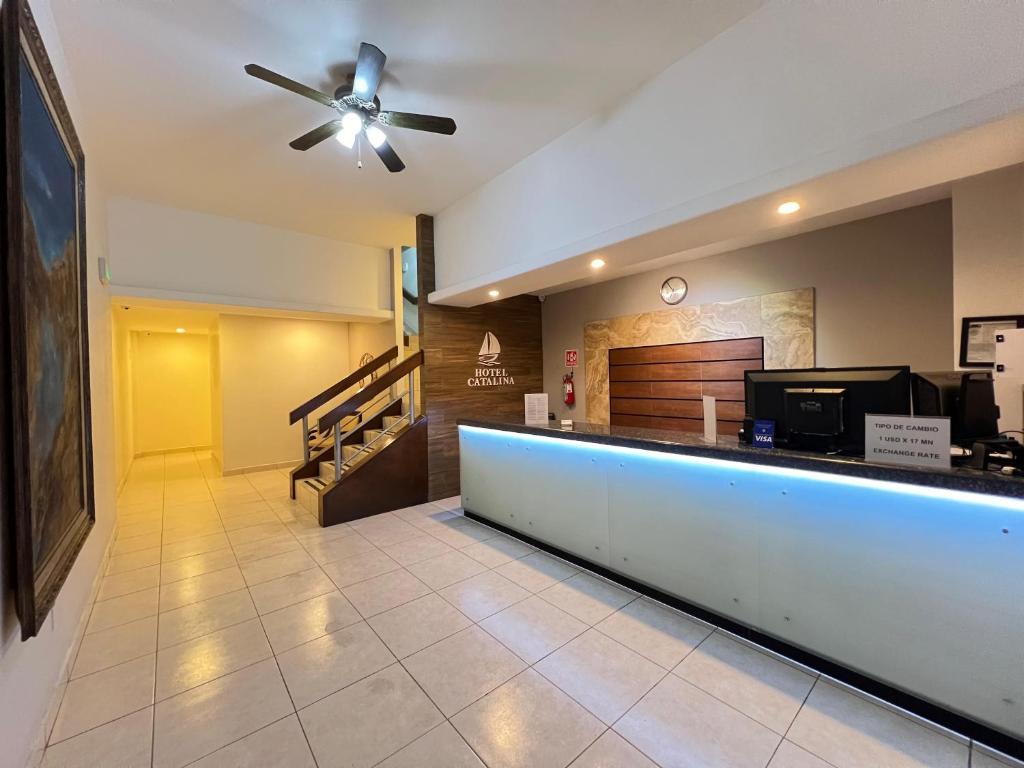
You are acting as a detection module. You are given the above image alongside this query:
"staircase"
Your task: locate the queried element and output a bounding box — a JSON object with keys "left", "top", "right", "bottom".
{"left": 288, "top": 347, "right": 427, "bottom": 526}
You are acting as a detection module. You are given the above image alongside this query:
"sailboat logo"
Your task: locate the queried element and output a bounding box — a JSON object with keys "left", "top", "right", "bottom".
{"left": 478, "top": 332, "right": 501, "bottom": 366}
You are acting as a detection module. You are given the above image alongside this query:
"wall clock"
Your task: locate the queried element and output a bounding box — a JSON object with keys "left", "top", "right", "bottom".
{"left": 660, "top": 276, "right": 688, "bottom": 305}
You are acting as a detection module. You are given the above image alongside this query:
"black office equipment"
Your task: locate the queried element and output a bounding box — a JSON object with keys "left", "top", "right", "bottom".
{"left": 743, "top": 366, "right": 911, "bottom": 453}
{"left": 784, "top": 388, "right": 846, "bottom": 447}
{"left": 911, "top": 371, "right": 1000, "bottom": 444}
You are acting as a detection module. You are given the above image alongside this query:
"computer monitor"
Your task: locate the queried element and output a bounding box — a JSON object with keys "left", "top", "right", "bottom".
{"left": 911, "top": 371, "right": 1000, "bottom": 443}
{"left": 744, "top": 366, "right": 911, "bottom": 453}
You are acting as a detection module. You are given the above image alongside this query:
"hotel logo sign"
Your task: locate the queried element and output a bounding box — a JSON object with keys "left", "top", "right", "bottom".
{"left": 468, "top": 332, "right": 515, "bottom": 387}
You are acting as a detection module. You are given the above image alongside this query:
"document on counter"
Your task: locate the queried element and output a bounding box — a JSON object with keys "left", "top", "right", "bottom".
{"left": 524, "top": 393, "right": 549, "bottom": 426}
{"left": 702, "top": 395, "right": 717, "bottom": 442}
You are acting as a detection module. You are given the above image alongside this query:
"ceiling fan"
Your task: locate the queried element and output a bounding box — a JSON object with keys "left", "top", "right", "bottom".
{"left": 244, "top": 42, "right": 456, "bottom": 173}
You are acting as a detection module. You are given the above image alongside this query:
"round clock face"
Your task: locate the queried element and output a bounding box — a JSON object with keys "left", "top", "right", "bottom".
{"left": 660, "top": 276, "right": 688, "bottom": 305}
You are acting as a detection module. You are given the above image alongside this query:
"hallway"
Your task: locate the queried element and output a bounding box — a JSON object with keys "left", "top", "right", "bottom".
{"left": 40, "top": 453, "right": 1000, "bottom": 768}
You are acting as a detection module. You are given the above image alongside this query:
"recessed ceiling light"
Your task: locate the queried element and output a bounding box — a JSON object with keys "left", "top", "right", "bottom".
{"left": 175, "top": 328, "right": 186, "bottom": 334}
{"left": 488, "top": 289, "right": 500, "bottom": 298}
{"left": 777, "top": 201, "right": 801, "bottom": 215}
{"left": 590, "top": 258, "right": 606, "bottom": 269}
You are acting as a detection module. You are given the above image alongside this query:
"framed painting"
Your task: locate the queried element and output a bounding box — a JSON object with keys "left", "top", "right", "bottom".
{"left": 959, "top": 315, "right": 1024, "bottom": 368}
{"left": 2, "top": 0, "right": 94, "bottom": 640}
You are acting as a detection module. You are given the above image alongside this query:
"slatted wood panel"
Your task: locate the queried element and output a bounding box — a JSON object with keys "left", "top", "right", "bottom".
{"left": 608, "top": 337, "right": 763, "bottom": 436}
{"left": 417, "top": 215, "right": 544, "bottom": 500}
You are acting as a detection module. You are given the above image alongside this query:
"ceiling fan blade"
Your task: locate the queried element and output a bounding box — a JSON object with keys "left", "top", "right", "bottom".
{"left": 377, "top": 111, "right": 456, "bottom": 135}
{"left": 371, "top": 138, "right": 405, "bottom": 173}
{"left": 244, "top": 64, "right": 335, "bottom": 107}
{"left": 352, "top": 43, "right": 386, "bottom": 102}
{"left": 289, "top": 120, "right": 344, "bottom": 151}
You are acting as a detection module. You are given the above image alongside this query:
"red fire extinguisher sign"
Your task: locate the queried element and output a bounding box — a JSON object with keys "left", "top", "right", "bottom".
{"left": 565, "top": 349, "right": 579, "bottom": 368}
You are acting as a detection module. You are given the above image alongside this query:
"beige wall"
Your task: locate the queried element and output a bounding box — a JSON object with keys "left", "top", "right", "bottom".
{"left": 210, "top": 330, "right": 223, "bottom": 469}
{"left": 131, "top": 332, "right": 212, "bottom": 454}
{"left": 542, "top": 201, "right": 953, "bottom": 421}
{"left": 953, "top": 164, "right": 1024, "bottom": 432}
{"left": 111, "top": 319, "right": 134, "bottom": 488}
{"left": 348, "top": 320, "right": 396, "bottom": 372}
{"left": 218, "top": 315, "right": 352, "bottom": 473}
{"left": 0, "top": 3, "right": 119, "bottom": 764}
{"left": 952, "top": 164, "right": 1024, "bottom": 356}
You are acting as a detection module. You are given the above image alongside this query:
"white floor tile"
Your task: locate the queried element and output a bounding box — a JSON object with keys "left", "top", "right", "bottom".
{"left": 368, "top": 593, "right": 472, "bottom": 659}
{"left": 341, "top": 568, "right": 432, "bottom": 618}
{"left": 615, "top": 674, "right": 780, "bottom": 768}
{"left": 50, "top": 655, "right": 156, "bottom": 743}
{"left": 539, "top": 573, "right": 636, "bottom": 625}
{"left": 86, "top": 588, "right": 159, "bottom": 634}
{"left": 259, "top": 591, "right": 362, "bottom": 654}
{"left": 248, "top": 567, "right": 337, "bottom": 614}
{"left": 438, "top": 570, "right": 530, "bottom": 622}
{"left": 535, "top": 628, "right": 665, "bottom": 725}
{"left": 277, "top": 621, "right": 395, "bottom": 708}
{"left": 674, "top": 631, "right": 816, "bottom": 734}
{"left": 42, "top": 707, "right": 153, "bottom": 768}
{"left": 452, "top": 669, "right": 604, "bottom": 768}
{"left": 158, "top": 589, "right": 256, "bottom": 648}
{"left": 377, "top": 722, "right": 484, "bottom": 768}
{"left": 155, "top": 617, "right": 272, "bottom": 700}
{"left": 159, "top": 566, "right": 246, "bottom": 612}
{"left": 787, "top": 681, "right": 969, "bottom": 768}
{"left": 570, "top": 729, "right": 659, "bottom": 768}
{"left": 403, "top": 626, "right": 526, "bottom": 716}
{"left": 299, "top": 664, "right": 443, "bottom": 768}
{"left": 479, "top": 594, "right": 588, "bottom": 664}
{"left": 152, "top": 658, "right": 293, "bottom": 768}
{"left": 72, "top": 615, "right": 158, "bottom": 678}
{"left": 189, "top": 715, "right": 316, "bottom": 768}
{"left": 596, "top": 598, "right": 711, "bottom": 670}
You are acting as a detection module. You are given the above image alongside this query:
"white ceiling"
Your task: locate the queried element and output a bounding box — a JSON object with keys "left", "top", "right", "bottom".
{"left": 53, "top": 0, "right": 762, "bottom": 248}
{"left": 432, "top": 109, "right": 1024, "bottom": 305}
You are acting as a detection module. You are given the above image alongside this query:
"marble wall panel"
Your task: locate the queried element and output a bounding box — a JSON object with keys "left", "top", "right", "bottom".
{"left": 584, "top": 288, "right": 815, "bottom": 424}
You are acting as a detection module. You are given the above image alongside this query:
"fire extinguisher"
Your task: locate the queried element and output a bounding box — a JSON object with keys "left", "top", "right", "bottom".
{"left": 563, "top": 371, "right": 576, "bottom": 407}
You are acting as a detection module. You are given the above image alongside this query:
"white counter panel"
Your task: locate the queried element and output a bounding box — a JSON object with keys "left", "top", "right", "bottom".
{"left": 459, "top": 424, "right": 1024, "bottom": 741}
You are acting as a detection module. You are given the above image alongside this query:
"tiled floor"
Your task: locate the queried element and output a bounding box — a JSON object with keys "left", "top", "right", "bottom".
{"left": 40, "top": 450, "right": 1021, "bottom": 768}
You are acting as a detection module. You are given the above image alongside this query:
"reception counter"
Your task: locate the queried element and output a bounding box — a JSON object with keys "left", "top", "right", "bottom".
{"left": 458, "top": 419, "right": 1024, "bottom": 750}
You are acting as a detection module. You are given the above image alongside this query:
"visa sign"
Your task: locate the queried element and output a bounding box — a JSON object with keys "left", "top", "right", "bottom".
{"left": 752, "top": 420, "right": 775, "bottom": 449}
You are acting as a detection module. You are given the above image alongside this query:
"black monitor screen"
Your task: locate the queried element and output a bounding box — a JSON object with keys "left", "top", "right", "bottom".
{"left": 745, "top": 366, "right": 911, "bottom": 452}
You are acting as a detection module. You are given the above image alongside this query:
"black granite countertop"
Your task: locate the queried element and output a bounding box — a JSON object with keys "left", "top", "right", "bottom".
{"left": 458, "top": 419, "right": 1024, "bottom": 499}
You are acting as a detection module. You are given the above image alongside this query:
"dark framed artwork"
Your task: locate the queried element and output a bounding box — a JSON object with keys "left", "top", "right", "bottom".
{"left": 2, "top": 0, "right": 94, "bottom": 640}
{"left": 959, "top": 315, "right": 1024, "bottom": 369}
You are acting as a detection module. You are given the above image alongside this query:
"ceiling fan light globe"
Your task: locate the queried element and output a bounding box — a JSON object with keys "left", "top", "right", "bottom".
{"left": 365, "top": 125, "right": 387, "bottom": 149}
{"left": 340, "top": 110, "right": 363, "bottom": 133}
{"left": 336, "top": 128, "right": 358, "bottom": 148}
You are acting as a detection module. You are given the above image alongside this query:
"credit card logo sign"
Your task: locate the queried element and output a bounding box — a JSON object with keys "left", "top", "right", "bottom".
{"left": 753, "top": 419, "right": 775, "bottom": 448}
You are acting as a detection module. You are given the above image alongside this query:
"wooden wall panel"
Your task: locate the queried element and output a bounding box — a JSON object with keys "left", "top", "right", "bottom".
{"left": 417, "top": 215, "right": 544, "bottom": 500}
{"left": 608, "top": 337, "right": 763, "bottom": 437}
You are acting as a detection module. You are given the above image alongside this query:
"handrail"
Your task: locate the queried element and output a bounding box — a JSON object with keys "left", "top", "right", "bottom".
{"left": 289, "top": 346, "right": 398, "bottom": 424}
{"left": 318, "top": 350, "right": 423, "bottom": 433}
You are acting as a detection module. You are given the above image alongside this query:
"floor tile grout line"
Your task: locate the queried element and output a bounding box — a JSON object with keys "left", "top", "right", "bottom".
{"left": 178, "top": 712, "right": 301, "bottom": 768}
{"left": 150, "top": 452, "right": 165, "bottom": 768}
{"left": 145, "top": 454, "right": 302, "bottom": 768}
{"left": 44, "top": 701, "right": 157, "bottom": 751}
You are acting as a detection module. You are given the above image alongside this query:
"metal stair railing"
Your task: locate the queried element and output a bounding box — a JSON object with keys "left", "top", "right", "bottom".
{"left": 288, "top": 346, "right": 399, "bottom": 464}
{"left": 316, "top": 350, "right": 424, "bottom": 483}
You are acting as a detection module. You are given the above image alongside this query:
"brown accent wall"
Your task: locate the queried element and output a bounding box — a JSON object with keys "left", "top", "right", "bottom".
{"left": 416, "top": 215, "right": 543, "bottom": 500}
{"left": 608, "top": 337, "right": 763, "bottom": 436}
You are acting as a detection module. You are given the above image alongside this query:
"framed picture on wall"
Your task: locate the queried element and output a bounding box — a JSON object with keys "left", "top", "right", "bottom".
{"left": 959, "top": 315, "right": 1024, "bottom": 368}
{"left": 2, "top": 0, "right": 95, "bottom": 639}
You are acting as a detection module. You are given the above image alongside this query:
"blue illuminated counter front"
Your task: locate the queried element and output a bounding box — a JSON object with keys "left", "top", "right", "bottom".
{"left": 458, "top": 419, "right": 1024, "bottom": 749}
